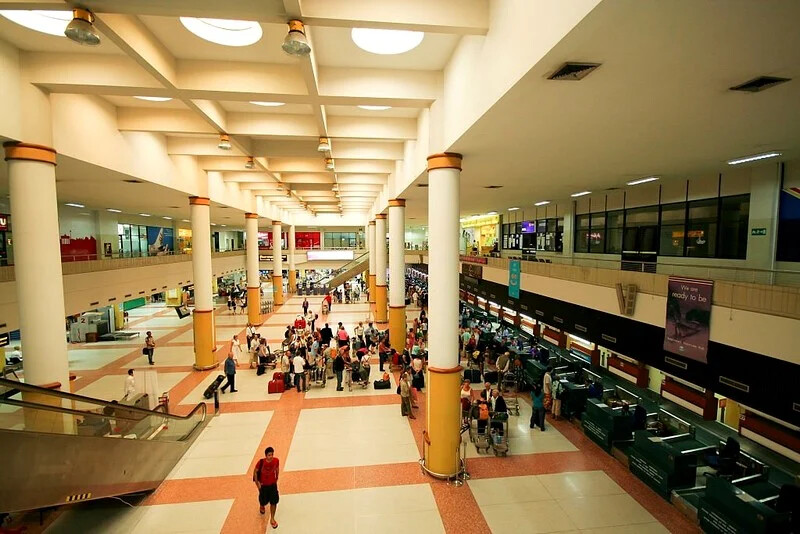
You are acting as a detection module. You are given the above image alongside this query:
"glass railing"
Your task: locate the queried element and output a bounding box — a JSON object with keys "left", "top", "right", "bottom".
{"left": 0, "top": 377, "right": 205, "bottom": 441}
{"left": 317, "top": 252, "right": 370, "bottom": 288}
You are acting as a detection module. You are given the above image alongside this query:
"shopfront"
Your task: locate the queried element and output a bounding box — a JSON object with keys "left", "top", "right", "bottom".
{"left": 460, "top": 214, "right": 499, "bottom": 255}
{"left": 118, "top": 223, "right": 174, "bottom": 257}
{"left": 0, "top": 214, "right": 10, "bottom": 266}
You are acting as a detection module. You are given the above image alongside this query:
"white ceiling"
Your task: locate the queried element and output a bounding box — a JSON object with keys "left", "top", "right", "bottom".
{"left": 404, "top": 0, "right": 800, "bottom": 221}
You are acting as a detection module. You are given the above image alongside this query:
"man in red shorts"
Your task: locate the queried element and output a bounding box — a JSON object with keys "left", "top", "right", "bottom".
{"left": 253, "top": 446, "right": 280, "bottom": 528}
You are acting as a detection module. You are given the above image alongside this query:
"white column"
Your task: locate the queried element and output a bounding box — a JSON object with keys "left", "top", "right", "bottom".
{"left": 368, "top": 221, "right": 376, "bottom": 274}
{"left": 288, "top": 224, "right": 296, "bottom": 290}
{"left": 272, "top": 220, "right": 284, "bottom": 304}
{"left": 389, "top": 200, "right": 406, "bottom": 307}
{"left": 245, "top": 213, "right": 261, "bottom": 324}
{"left": 5, "top": 143, "right": 68, "bottom": 388}
{"left": 428, "top": 158, "right": 461, "bottom": 370}
{"left": 189, "top": 196, "right": 216, "bottom": 369}
{"left": 375, "top": 215, "right": 387, "bottom": 287}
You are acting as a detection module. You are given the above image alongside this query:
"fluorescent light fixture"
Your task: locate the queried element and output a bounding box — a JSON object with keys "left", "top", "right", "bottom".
{"left": 135, "top": 96, "right": 172, "bottom": 102}
{"left": 626, "top": 176, "right": 660, "bottom": 186}
{"left": 358, "top": 105, "right": 392, "bottom": 111}
{"left": 180, "top": 17, "right": 262, "bottom": 47}
{"left": 0, "top": 10, "right": 71, "bottom": 36}
{"left": 210, "top": 223, "right": 217, "bottom": 226}
{"left": 139, "top": 213, "right": 151, "bottom": 217}
{"left": 65, "top": 202, "right": 85, "bottom": 208}
{"left": 218, "top": 134, "right": 231, "bottom": 150}
{"left": 726, "top": 151, "right": 781, "bottom": 165}
{"left": 351, "top": 27, "right": 424, "bottom": 55}
{"left": 568, "top": 334, "right": 593, "bottom": 347}
{"left": 250, "top": 101, "right": 285, "bottom": 107}
{"left": 534, "top": 201, "right": 550, "bottom": 206}
{"left": 507, "top": 207, "right": 520, "bottom": 211}
{"left": 487, "top": 211, "right": 498, "bottom": 215}
{"left": 162, "top": 216, "right": 172, "bottom": 220}
{"left": 571, "top": 191, "right": 591, "bottom": 197}
{"left": 220, "top": 224, "right": 227, "bottom": 227}
{"left": 182, "top": 219, "right": 190, "bottom": 223}
{"left": 107, "top": 208, "right": 122, "bottom": 213}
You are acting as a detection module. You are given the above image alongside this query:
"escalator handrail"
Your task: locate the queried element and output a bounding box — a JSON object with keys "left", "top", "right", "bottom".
{"left": 0, "top": 376, "right": 207, "bottom": 423}
{"left": 316, "top": 252, "right": 369, "bottom": 286}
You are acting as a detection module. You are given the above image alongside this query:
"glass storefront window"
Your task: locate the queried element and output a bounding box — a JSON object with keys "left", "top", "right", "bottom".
{"left": 606, "top": 210, "right": 624, "bottom": 254}
{"left": 589, "top": 213, "right": 605, "bottom": 253}
{"left": 659, "top": 202, "right": 686, "bottom": 256}
{"left": 686, "top": 199, "right": 718, "bottom": 257}
{"left": 719, "top": 195, "right": 749, "bottom": 259}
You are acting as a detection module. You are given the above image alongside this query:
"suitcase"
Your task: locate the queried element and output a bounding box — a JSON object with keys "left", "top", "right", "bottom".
{"left": 273, "top": 371, "right": 284, "bottom": 381}
{"left": 268, "top": 379, "right": 285, "bottom": 394}
{"left": 484, "top": 371, "right": 498, "bottom": 384}
{"left": 412, "top": 372, "right": 425, "bottom": 390}
{"left": 464, "top": 369, "right": 481, "bottom": 383}
{"left": 373, "top": 379, "right": 391, "bottom": 390}
{"left": 203, "top": 375, "right": 225, "bottom": 399}
{"left": 392, "top": 353, "right": 400, "bottom": 366}
{"left": 256, "top": 364, "right": 267, "bottom": 376}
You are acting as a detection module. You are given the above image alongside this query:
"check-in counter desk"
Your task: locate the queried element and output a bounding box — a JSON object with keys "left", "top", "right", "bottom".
{"left": 628, "top": 411, "right": 716, "bottom": 498}
{"left": 698, "top": 475, "right": 790, "bottom": 534}
{"left": 581, "top": 385, "right": 644, "bottom": 451}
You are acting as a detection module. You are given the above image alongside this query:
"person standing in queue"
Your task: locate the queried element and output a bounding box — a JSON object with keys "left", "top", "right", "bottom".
{"left": 292, "top": 351, "right": 306, "bottom": 392}
{"left": 302, "top": 297, "right": 309, "bottom": 316}
{"left": 144, "top": 331, "right": 156, "bottom": 365}
{"left": 253, "top": 446, "right": 280, "bottom": 528}
{"left": 333, "top": 347, "right": 345, "bottom": 391}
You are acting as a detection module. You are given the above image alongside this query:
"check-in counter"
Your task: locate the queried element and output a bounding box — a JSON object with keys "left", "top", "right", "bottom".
{"left": 698, "top": 475, "right": 790, "bottom": 534}
{"left": 582, "top": 398, "right": 636, "bottom": 452}
{"left": 628, "top": 411, "right": 716, "bottom": 498}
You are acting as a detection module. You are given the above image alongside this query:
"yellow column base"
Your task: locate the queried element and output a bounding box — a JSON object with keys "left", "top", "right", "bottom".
{"left": 375, "top": 285, "right": 388, "bottom": 323}
{"left": 288, "top": 269, "right": 297, "bottom": 292}
{"left": 389, "top": 305, "right": 406, "bottom": 353}
{"left": 272, "top": 274, "right": 284, "bottom": 306}
{"left": 193, "top": 309, "right": 218, "bottom": 370}
{"left": 23, "top": 389, "right": 69, "bottom": 434}
{"left": 247, "top": 286, "right": 262, "bottom": 325}
{"left": 424, "top": 366, "right": 463, "bottom": 477}
{"left": 368, "top": 274, "right": 376, "bottom": 303}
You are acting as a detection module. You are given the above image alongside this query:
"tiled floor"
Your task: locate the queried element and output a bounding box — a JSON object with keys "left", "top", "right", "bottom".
{"left": 21, "top": 296, "right": 696, "bottom": 534}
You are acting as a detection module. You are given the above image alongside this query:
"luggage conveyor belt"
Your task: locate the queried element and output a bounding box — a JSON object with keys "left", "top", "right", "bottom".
{"left": 0, "top": 377, "right": 208, "bottom": 514}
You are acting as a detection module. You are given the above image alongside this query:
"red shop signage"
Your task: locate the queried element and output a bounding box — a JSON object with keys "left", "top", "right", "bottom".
{"left": 0, "top": 214, "right": 8, "bottom": 231}
{"left": 460, "top": 255, "right": 488, "bottom": 264}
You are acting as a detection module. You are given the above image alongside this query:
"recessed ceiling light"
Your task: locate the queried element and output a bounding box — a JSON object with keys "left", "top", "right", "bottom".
{"left": 357, "top": 105, "right": 392, "bottom": 111}
{"left": 65, "top": 202, "right": 85, "bottom": 208}
{"left": 250, "top": 101, "right": 285, "bottom": 107}
{"left": 135, "top": 96, "right": 172, "bottom": 102}
{"left": 351, "top": 28, "right": 424, "bottom": 55}
{"left": 180, "top": 17, "right": 263, "bottom": 47}
{"left": 571, "top": 191, "right": 591, "bottom": 197}
{"left": 508, "top": 207, "right": 520, "bottom": 211}
{"left": 626, "top": 176, "right": 660, "bottom": 186}
{"left": 487, "top": 211, "right": 498, "bottom": 215}
{"left": 0, "top": 10, "right": 71, "bottom": 37}
{"left": 726, "top": 151, "right": 782, "bottom": 165}
{"left": 534, "top": 201, "right": 550, "bottom": 206}
{"left": 107, "top": 208, "right": 122, "bottom": 213}
{"left": 139, "top": 213, "right": 151, "bottom": 217}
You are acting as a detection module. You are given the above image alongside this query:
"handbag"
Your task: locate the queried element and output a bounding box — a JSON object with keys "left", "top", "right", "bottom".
{"left": 141, "top": 348, "right": 147, "bottom": 355}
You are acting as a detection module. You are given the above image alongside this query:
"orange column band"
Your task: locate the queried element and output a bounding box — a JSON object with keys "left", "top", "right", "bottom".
{"left": 247, "top": 286, "right": 262, "bottom": 325}
{"left": 193, "top": 309, "right": 218, "bottom": 370}
{"left": 425, "top": 365, "right": 463, "bottom": 477}
{"left": 368, "top": 274, "right": 376, "bottom": 304}
{"left": 375, "top": 285, "right": 388, "bottom": 323}
{"left": 389, "top": 305, "right": 406, "bottom": 353}
{"left": 288, "top": 270, "right": 297, "bottom": 292}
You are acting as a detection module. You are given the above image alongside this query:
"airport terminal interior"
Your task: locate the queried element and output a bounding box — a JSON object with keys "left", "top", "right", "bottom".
{"left": 0, "top": 1, "right": 799, "bottom": 533}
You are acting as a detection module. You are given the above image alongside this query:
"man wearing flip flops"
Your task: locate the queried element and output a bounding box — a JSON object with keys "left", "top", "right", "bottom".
{"left": 253, "top": 446, "right": 280, "bottom": 529}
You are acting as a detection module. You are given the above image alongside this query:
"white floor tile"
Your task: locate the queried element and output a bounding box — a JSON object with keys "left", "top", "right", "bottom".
{"left": 537, "top": 471, "right": 624, "bottom": 500}
{"left": 468, "top": 475, "right": 552, "bottom": 506}
{"left": 285, "top": 405, "right": 418, "bottom": 471}
{"left": 478, "top": 500, "right": 578, "bottom": 534}
{"left": 75, "top": 372, "right": 189, "bottom": 403}
{"left": 136, "top": 316, "right": 193, "bottom": 328}
{"left": 181, "top": 367, "right": 285, "bottom": 404}
{"left": 67, "top": 348, "right": 135, "bottom": 370}
{"left": 556, "top": 493, "right": 657, "bottom": 530}
{"left": 125, "top": 346, "right": 197, "bottom": 368}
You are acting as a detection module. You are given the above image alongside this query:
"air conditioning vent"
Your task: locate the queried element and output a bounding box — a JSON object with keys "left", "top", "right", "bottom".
{"left": 664, "top": 356, "right": 688, "bottom": 370}
{"left": 484, "top": 185, "right": 503, "bottom": 189}
{"left": 123, "top": 179, "right": 143, "bottom": 184}
{"left": 548, "top": 62, "right": 601, "bottom": 81}
{"left": 730, "top": 76, "right": 790, "bottom": 93}
{"left": 719, "top": 376, "right": 750, "bottom": 393}
{"left": 417, "top": 183, "right": 429, "bottom": 188}
{"left": 601, "top": 334, "right": 617, "bottom": 344}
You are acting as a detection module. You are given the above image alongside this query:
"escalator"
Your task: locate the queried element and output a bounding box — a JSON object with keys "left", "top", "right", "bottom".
{"left": 0, "top": 377, "right": 207, "bottom": 514}
{"left": 315, "top": 252, "right": 370, "bottom": 291}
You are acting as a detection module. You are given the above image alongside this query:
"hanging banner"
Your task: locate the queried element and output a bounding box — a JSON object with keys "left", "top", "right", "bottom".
{"left": 508, "top": 259, "right": 521, "bottom": 299}
{"left": 664, "top": 276, "right": 713, "bottom": 362}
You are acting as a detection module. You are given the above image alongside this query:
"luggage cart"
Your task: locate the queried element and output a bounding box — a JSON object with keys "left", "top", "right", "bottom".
{"left": 489, "top": 413, "right": 509, "bottom": 456}
{"left": 468, "top": 405, "right": 492, "bottom": 454}
{"left": 310, "top": 363, "right": 327, "bottom": 387}
{"left": 502, "top": 375, "right": 521, "bottom": 416}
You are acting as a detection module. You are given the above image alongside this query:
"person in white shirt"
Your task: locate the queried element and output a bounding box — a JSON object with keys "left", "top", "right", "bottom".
{"left": 232, "top": 334, "right": 242, "bottom": 356}
{"left": 292, "top": 353, "right": 306, "bottom": 392}
{"left": 124, "top": 369, "right": 136, "bottom": 399}
{"left": 5, "top": 346, "right": 22, "bottom": 366}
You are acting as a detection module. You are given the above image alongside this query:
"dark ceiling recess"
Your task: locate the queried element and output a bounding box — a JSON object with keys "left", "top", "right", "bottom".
{"left": 417, "top": 183, "right": 429, "bottom": 188}
{"left": 730, "top": 76, "right": 791, "bottom": 93}
{"left": 123, "top": 179, "right": 143, "bottom": 183}
{"left": 548, "top": 62, "right": 601, "bottom": 81}
{"left": 484, "top": 185, "right": 503, "bottom": 189}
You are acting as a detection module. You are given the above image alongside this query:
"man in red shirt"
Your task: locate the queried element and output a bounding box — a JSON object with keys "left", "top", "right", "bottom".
{"left": 253, "top": 446, "right": 280, "bottom": 528}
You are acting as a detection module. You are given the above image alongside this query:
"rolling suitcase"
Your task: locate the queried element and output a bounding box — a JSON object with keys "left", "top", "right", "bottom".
{"left": 268, "top": 378, "right": 285, "bottom": 394}
{"left": 484, "top": 371, "right": 498, "bottom": 384}
{"left": 464, "top": 369, "right": 481, "bottom": 383}
{"left": 373, "top": 379, "right": 391, "bottom": 390}
{"left": 273, "top": 371, "right": 284, "bottom": 382}
{"left": 203, "top": 375, "right": 225, "bottom": 399}
{"left": 256, "top": 364, "right": 267, "bottom": 376}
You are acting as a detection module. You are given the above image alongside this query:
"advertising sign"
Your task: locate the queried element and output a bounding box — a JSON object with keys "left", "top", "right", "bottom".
{"left": 664, "top": 276, "right": 713, "bottom": 362}
{"left": 147, "top": 226, "right": 174, "bottom": 255}
{"left": 0, "top": 214, "right": 8, "bottom": 231}
{"left": 509, "top": 259, "right": 521, "bottom": 299}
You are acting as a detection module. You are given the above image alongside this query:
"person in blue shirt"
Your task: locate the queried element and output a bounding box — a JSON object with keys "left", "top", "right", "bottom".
{"left": 311, "top": 339, "right": 320, "bottom": 359}
{"left": 220, "top": 350, "right": 238, "bottom": 393}
{"left": 530, "top": 383, "right": 545, "bottom": 430}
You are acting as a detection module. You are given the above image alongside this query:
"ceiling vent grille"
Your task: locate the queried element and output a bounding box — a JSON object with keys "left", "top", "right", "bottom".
{"left": 730, "top": 76, "right": 790, "bottom": 93}
{"left": 484, "top": 185, "right": 503, "bottom": 189}
{"left": 548, "top": 62, "right": 600, "bottom": 81}
{"left": 417, "top": 183, "right": 429, "bottom": 188}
